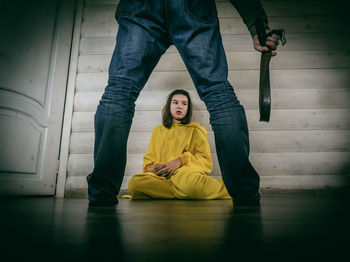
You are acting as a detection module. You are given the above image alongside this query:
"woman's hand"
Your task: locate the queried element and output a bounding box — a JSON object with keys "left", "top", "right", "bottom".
{"left": 152, "top": 158, "right": 182, "bottom": 179}
{"left": 145, "top": 165, "right": 156, "bottom": 173}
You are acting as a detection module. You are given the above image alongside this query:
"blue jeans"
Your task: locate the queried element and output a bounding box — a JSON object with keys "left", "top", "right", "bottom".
{"left": 86, "top": 0, "right": 260, "bottom": 202}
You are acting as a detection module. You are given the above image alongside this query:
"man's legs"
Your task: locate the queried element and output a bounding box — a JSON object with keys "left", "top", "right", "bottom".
{"left": 86, "top": 4, "right": 171, "bottom": 205}
{"left": 168, "top": 0, "right": 260, "bottom": 204}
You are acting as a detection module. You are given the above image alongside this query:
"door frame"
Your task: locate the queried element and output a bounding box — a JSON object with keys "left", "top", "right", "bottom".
{"left": 56, "top": 0, "right": 83, "bottom": 197}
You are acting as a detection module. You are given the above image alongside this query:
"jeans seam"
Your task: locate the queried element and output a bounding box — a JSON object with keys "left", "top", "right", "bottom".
{"left": 184, "top": 0, "right": 217, "bottom": 24}
{"left": 120, "top": 0, "right": 147, "bottom": 18}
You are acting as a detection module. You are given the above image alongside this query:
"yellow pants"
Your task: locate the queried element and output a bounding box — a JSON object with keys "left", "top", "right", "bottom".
{"left": 128, "top": 168, "right": 231, "bottom": 200}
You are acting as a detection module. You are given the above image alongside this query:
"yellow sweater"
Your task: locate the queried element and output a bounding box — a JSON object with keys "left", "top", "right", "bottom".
{"left": 126, "top": 122, "right": 230, "bottom": 199}
{"left": 142, "top": 122, "right": 213, "bottom": 175}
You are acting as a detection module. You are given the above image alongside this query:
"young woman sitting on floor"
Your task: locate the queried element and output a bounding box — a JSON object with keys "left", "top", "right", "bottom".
{"left": 127, "top": 89, "right": 231, "bottom": 200}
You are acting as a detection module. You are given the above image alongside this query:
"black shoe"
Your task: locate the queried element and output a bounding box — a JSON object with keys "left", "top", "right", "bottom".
{"left": 234, "top": 192, "right": 261, "bottom": 207}
{"left": 88, "top": 198, "right": 118, "bottom": 207}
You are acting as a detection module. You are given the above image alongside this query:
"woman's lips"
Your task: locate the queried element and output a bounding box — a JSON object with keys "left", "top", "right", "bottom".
{"left": 176, "top": 110, "right": 182, "bottom": 114}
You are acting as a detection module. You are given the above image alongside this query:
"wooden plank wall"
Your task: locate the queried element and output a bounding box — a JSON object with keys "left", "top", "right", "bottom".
{"left": 65, "top": 0, "right": 350, "bottom": 194}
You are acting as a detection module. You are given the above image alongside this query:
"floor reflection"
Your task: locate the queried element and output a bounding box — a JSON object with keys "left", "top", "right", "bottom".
{"left": 0, "top": 192, "right": 348, "bottom": 262}
{"left": 84, "top": 206, "right": 126, "bottom": 261}
{"left": 118, "top": 199, "right": 253, "bottom": 262}
{"left": 220, "top": 206, "right": 263, "bottom": 260}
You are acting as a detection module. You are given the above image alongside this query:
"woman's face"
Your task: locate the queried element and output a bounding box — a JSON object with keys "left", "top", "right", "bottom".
{"left": 170, "top": 94, "right": 188, "bottom": 124}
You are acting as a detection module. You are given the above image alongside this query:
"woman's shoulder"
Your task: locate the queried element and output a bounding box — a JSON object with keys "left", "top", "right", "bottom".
{"left": 185, "top": 121, "right": 207, "bottom": 136}
{"left": 152, "top": 124, "right": 163, "bottom": 131}
{"left": 152, "top": 124, "right": 169, "bottom": 134}
{"left": 153, "top": 122, "right": 207, "bottom": 135}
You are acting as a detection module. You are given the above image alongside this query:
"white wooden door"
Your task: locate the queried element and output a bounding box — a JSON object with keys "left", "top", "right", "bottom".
{"left": 0, "top": 0, "right": 76, "bottom": 195}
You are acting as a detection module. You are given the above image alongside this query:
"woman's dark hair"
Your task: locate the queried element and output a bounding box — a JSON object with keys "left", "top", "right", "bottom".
{"left": 162, "top": 89, "right": 192, "bottom": 128}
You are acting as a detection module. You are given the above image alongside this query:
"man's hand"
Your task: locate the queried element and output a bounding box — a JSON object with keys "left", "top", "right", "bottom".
{"left": 253, "top": 29, "right": 280, "bottom": 56}
{"left": 149, "top": 158, "right": 182, "bottom": 179}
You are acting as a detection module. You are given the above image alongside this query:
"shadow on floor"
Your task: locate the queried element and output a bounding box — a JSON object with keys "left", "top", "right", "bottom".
{"left": 0, "top": 190, "right": 349, "bottom": 262}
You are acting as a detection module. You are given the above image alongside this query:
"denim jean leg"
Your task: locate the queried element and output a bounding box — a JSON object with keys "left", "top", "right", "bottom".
{"left": 201, "top": 84, "right": 260, "bottom": 200}
{"left": 210, "top": 97, "right": 260, "bottom": 199}
{"left": 86, "top": 12, "right": 169, "bottom": 202}
{"left": 168, "top": 0, "right": 259, "bottom": 199}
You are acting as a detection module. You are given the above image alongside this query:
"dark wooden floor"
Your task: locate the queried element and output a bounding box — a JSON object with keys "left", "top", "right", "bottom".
{"left": 0, "top": 191, "right": 349, "bottom": 262}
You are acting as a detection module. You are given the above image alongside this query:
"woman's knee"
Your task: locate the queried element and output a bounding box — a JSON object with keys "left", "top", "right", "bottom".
{"left": 128, "top": 173, "right": 159, "bottom": 194}
{"left": 172, "top": 173, "right": 205, "bottom": 199}
{"left": 128, "top": 175, "right": 145, "bottom": 194}
{"left": 181, "top": 185, "right": 203, "bottom": 199}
